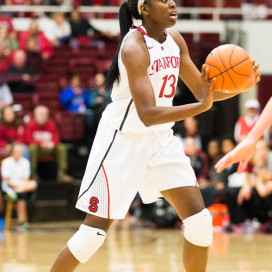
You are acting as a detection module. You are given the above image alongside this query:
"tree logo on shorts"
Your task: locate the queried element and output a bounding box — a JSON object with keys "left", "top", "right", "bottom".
{"left": 89, "top": 197, "right": 99, "bottom": 213}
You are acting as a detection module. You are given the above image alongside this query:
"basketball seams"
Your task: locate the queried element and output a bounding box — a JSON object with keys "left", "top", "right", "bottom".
{"left": 217, "top": 47, "right": 239, "bottom": 91}
{"left": 206, "top": 58, "right": 250, "bottom": 79}
{"left": 229, "top": 46, "right": 252, "bottom": 77}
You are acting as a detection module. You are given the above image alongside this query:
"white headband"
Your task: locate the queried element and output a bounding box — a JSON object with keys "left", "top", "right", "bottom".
{"left": 137, "top": 0, "right": 145, "bottom": 15}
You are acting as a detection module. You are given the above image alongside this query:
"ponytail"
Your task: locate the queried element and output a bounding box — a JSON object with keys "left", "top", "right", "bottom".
{"left": 104, "top": 0, "right": 143, "bottom": 91}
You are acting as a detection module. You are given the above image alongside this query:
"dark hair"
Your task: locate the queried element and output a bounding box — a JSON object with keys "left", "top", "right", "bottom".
{"left": 104, "top": 0, "right": 144, "bottom": 91}
{"left": 0, "top": 105, "right": 19, "bottom": 127}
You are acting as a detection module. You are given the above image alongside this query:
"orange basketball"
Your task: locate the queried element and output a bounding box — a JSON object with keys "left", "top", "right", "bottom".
{"left": 205, "top": 44, "right": 253, "bottom": 93}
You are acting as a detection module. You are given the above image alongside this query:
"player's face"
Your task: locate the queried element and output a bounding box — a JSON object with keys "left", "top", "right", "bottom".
{"left": 145, "top": 0, "right": 177, "bottom": 28}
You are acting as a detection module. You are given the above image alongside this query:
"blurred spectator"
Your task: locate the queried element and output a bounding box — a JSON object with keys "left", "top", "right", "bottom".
{"left": 25, "top": 37, "right": 43, "bottom": 73}
{"left": 60, "top": 74, "right": 94, "bottom": 132}
{"left": 182, "top": 117, "right": 202, "bottom": 149}
{"left": 0, "top": 13, "right": 15, "bottom": 34}
{"left": 0, "top": 26, "right": 18, "bottom": 51}
{"left": 0, "top": 105, "right": 29, "bottom": 159}
{"left": 51, "top": 12, "right": 71, "bottom": 46}
{"left": 0, "top": 41, "right": 14, "bottom": 74}
{"left": 45, "top": 0, "right": 74, "bottom": 5}
{"left": 1, "top": 143, "right": 37, "bottom": 232}
{"left": 24, "top": 105, "right": 72, "bottom": 182}
{"left": 252, "top": 140, "right": 272, "bottom": 198}
{"left": 19, "top": 19, "right": 53, "bottom": 59}
{"left": 0, "top": 73, "right": 13, "bottom": 110}
{"left": 6, "top": 49, "right": 35, "bottom": 93}
{"left": 234, "top": 99, "right": 260, "bottom": 143}
{"left": 184, "top": 137, "right": 209, "bottom": 187}
{"left": 60, "top": 74, "right": 90, "bottom": 113}
{"left": 219, "top": 137, "right": 251, "bottom": 230}
{"left": 5, "top": 0, "right": 31, "bottom": 4}
{"left": 241, "top": 0, "right": 268, "bottom": 20}
{"left": 89, "top": 72, "right": 111, "bottom": 122}
{"left": 207, "top": 139, "right": 224, "bottom": 190}
{"left": 70, "top": 9, "right": 97, "bottom": 39}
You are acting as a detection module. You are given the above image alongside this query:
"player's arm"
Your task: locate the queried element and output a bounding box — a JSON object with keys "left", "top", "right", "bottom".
{"left": 215, "top": 97, "right": 272, "bottom": 173}
{"left": 168, "top": 29, "right": 260, "bottom": 102}
{"left": 122, "top": 33, "right": 214, "bottom": 127}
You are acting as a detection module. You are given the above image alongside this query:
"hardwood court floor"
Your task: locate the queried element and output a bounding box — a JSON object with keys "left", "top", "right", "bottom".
{"left": 1, "top": 223, "right": 272, "bottom": 272}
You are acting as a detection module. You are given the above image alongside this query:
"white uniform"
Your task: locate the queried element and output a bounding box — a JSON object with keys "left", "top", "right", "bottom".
{"left": 76, "top": 26, "right": 197, "bottom": 219}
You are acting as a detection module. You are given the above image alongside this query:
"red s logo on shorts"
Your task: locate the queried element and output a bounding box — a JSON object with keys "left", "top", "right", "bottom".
{"left": 89, "top": 197, "right": 99, "bottom": 213}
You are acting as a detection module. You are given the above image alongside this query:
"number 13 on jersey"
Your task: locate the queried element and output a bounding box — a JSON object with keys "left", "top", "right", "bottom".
{"left": 159, "top": 74, "right": 177, "bottom": 98}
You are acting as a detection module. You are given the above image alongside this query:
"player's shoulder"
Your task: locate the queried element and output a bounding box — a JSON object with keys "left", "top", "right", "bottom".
{"left": 168, "top": 29, "right": 189, "bottom": 53}
{"left": 121, "top": 30, "right": 149, "bottom": 67}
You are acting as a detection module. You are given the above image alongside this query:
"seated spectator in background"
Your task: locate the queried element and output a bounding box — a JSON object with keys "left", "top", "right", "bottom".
{"left": 219, "top": 137, "right": 254, "bottom": 231}
{"left": 207, "top": 139, "right": 224, "bottom": 190}
{"left": 0, "top": 73, "right": 13, "bottom": 110}
{"left": 5, "top": 0, "right": 30, "bottom": 4}
{"left": 19, "top": 19, "right": 53, "bottom": 59}
{"left": 0, "top": 13, "right": 15, "bottom": 35}
{"left": 70, "top": 9, "right": 97, "bottom": 39}
{"left": 89, "top": 72, "right": 111, "bottom": 122}
{"left": 184, "top": 137, "right": 209, "bottom": 188}
{"left": 234, "top": 99, "right": 260, "bottom": 143}
{"left": 51, "top": 12, "right": 71, "bottom": 46}
{"left": 6, "top": 49, "right": 35, "bottom": 93}
{"left": 24, "top": 105, "right": 72, "bottom": 182}
{"left": 0, "top": 105, "right": 28, "bottom": 158}
{"left": 0, "top": 41, "right": 14, "bottom": 74}
{"left": 46, "top": 0, "right": 74, "bottom": 5}
{"left": 25, "top": 37, "right": 43, "bottom": 74}
{"left": 181, "top": 117, "right": 202, "bottom": 149}
{"left": 0, "top": 26, "right": 18, "bottom": 51}
{"left": 241, "top": 0, "right": 268, "bottom": 20}
{"left": 252, "top": 140, "right": 272, "bottom": 198}
{"left": 60, "top": 74, "right": 90, "bottom": 113}
{"left": 1, "top": 143, "right": 37, "bottom": 232}
{"left": 60, "top": 74, "right": 94, "bottom": 130}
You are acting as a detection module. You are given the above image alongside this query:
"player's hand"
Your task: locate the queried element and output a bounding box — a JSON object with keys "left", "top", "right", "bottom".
{"left": 241, "top": 60, "right": 261, "bottom": 92}
{"left": 215, "top": 137, "right": 256, "bottom": 173}
{"left": 200, "top": 65, "right": 215, "bottom": 110}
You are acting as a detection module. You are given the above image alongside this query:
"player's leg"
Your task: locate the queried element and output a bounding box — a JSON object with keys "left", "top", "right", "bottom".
{"left": 161, "top": 186, "right": 212, "bottom": 272}
{"left": 50, "top": 214, "right": 113, "bottom": 272}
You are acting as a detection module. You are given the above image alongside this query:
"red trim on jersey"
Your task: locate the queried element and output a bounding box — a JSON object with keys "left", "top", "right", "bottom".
{"left": 102, "top": 164, "right": 110, "bottom": 219}
{"left": 131, "top": 25, "right": 168, "bottom": 40}
{"left": 131, "top": 25, "right": 152, "bottom": 38}
{"left": 195, "top": 179, "right": 199, "bottom": 187}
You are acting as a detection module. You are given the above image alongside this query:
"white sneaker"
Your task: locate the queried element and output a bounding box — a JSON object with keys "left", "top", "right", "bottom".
{"left": 6, "top": 187, "right": 18, "bottom": 201}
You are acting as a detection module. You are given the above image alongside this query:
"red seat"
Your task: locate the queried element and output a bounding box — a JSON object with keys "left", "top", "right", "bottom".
{"left": 36, "top": 82, "right": 60, "bottom": 94}
{"left": 34, "top": 93, "right": 61, "bottom": 112}
{"left": 55, "top": 111, "right": 85, "bottom": 141}
{"left": 13, "top": 93, "right": 34, "bottom": 113}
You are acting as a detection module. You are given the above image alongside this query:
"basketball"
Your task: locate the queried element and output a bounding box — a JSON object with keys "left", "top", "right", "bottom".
{"left": 205, "top": 44, "right": 254, "bottom": 93}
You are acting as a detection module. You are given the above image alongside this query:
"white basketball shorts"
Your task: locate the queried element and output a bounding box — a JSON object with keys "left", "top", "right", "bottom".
{"left": 76, "top": 120, "right": 198, "bottom": 219}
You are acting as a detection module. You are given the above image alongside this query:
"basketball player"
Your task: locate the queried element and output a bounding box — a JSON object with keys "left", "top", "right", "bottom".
{"left": 215, "top": 97, "right": 271, "bottom": 174}
{"left": 50, "top": 0, "right": 260, "bottom": 271}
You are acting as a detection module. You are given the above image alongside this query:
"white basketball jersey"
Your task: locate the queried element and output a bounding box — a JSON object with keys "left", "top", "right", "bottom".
{"left": 102, "top": 25, "right": 180, "bottom": 133}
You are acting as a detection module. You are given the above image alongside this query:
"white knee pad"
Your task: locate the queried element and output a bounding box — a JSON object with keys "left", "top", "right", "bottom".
{"left": 183, "top": 208, "right": 213, "bottom": 247}
{"left": 67, "top": 224, "right": 106, "bottom": 263}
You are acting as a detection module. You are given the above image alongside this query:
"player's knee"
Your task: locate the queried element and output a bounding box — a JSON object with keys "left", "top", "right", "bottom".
{"left": 183, "top": 208, "right": 213, "bottom": 247}
{"left": 67, "top": 224, "right": 106, "bottom": 263}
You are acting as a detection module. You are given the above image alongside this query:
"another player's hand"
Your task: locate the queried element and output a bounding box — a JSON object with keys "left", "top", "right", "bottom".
{"left": 215, "top": 137, "right": 256, "bottom": 173}
{"left": 241, "top": 60, "right": 261, "bottom": 91}
{"left": 200, "top": 65, "right": 215, "bottom": 110}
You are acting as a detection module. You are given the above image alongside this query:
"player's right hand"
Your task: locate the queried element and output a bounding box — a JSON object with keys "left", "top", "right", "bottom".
{"left": 200, "top": 65, "right": 215, "bottom": 110}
